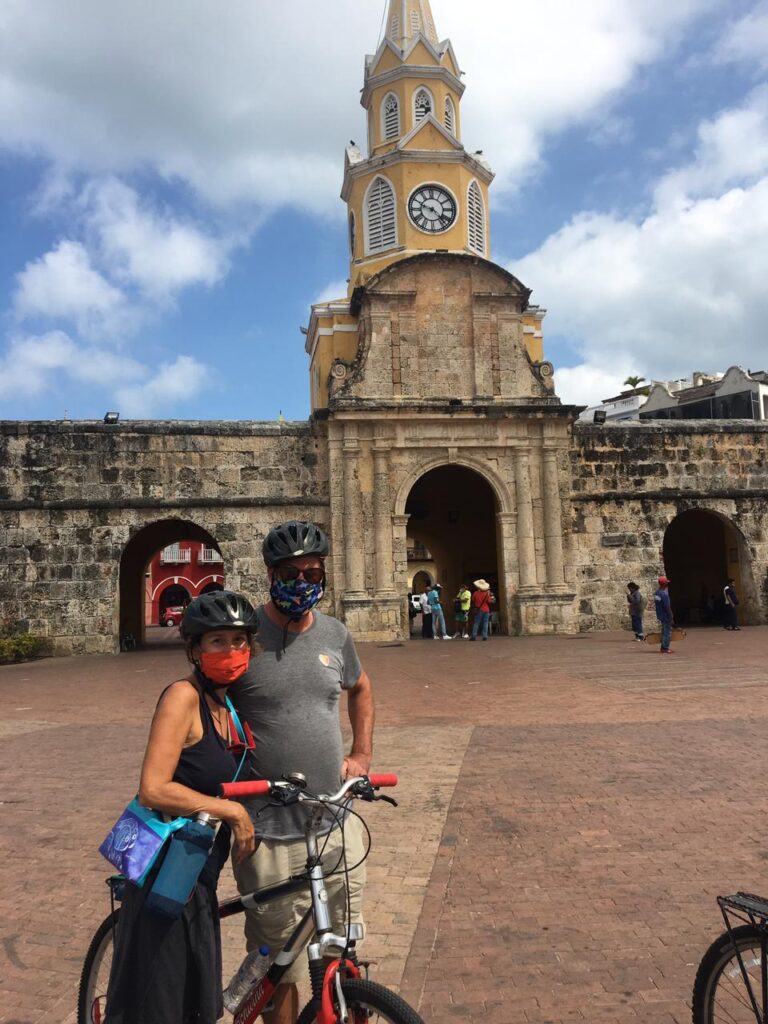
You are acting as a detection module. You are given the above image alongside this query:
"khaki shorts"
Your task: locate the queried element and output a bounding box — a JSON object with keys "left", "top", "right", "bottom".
{"left": 232, "top": 816, "right": 366, "bottom": 986}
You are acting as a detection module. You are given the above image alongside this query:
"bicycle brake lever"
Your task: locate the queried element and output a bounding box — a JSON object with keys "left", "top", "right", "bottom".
{"left": 374, "top": 795, "right": 398, "bottom": 807}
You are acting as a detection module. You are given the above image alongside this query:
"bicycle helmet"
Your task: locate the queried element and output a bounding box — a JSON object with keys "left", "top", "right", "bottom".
{"left": 262, "top": 520, "right": 329, "bottom": 566}
{"left": 181, "top": 591, "right": 258, "bottom": 639}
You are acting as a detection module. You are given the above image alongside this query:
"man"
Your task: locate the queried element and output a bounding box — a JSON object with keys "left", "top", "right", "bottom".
{"left": 723, "top": 578, "right": 741, "bottom": 630}
{"left": 469, "top": 579, "right": 493, "bottom": 641}
{"left": 654, "top": 575, "right": 674, "bottom": 654}
{"left": 453, "top": 583, "right": 471, "bottom": 638}
{"left": 229, "top": 520, "right": 374, "bottom": 1024}
{"left": 626, "top": 581, "right": 645, "bottom": 641}
{"left": 419, "top": 584, "right": 433, "bottom": 638}
{"left": 428, "top": 582, "right": 451, "bottom": 640}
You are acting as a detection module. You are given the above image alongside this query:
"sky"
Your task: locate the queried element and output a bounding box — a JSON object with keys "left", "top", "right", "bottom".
{"left": 1, "top": 0, "right": 767, "bottom": 419}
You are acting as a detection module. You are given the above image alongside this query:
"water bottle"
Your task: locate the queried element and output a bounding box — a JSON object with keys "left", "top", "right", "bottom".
{"left": 145, "top": 813, "right": 216, "bottom": 919}
{"left": 223, "top": 944, "right": 271, "bottom": 1013}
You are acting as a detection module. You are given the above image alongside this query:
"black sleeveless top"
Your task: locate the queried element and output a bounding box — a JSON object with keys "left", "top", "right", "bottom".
{"left": 171, "top": 686, "right": 239, "bottom": 888}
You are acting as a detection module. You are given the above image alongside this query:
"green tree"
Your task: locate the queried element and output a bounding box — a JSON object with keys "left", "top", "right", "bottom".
{"left": 623, "top": 375, "right": 646, "bottom": 389}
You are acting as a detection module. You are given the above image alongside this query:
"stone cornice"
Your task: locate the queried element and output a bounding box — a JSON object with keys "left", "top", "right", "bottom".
{"left": 361, "top": 63, "right": 465, "bottom": 107}
{"left": 570, "top": 488, "right": 768, "bottom": 503}
{"left": 341, "top": 149, "right": 493, "bottom": 201}
{"left": 0, "top": 495, "right": 329, "bottom": 512}
{"left": 0, "top": 421, "right": 315, "bottom": 437}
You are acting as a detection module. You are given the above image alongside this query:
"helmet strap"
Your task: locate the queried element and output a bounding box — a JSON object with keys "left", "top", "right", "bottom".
{"left": 194, "top": 666, "right": 229, "bottom": 707}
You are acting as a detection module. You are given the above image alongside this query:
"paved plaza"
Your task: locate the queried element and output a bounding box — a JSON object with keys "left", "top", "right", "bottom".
{"left": 2, "top": 626, "right": 768, "bottom": 1023}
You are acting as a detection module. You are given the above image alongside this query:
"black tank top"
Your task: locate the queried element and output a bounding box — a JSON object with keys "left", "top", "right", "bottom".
{"left": 168, "top": 685, "right": 239, "bottom": 887}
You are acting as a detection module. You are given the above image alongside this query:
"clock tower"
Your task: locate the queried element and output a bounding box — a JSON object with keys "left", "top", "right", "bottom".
{"left": 342, "top": 0, "right": 494, "bottom": 291}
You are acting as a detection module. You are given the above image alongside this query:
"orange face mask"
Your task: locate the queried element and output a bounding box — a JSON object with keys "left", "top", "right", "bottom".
{"left": 199, "top": 649, "right": 251, "bottom": 685}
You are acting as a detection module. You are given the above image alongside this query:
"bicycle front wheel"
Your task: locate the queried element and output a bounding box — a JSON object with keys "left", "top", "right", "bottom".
{"left": 77, "top": 910, "right": 119, "bottom": 1024}
{"left": 298, "top": 978, "right": 424, "bottom": 1024}
{"left": 692, "top": 924, "right": 766, "bottom": 1024}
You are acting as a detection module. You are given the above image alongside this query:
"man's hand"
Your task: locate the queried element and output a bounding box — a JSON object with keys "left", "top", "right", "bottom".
{"left": 343, "top": 752, "right": 372, "bottom": 779}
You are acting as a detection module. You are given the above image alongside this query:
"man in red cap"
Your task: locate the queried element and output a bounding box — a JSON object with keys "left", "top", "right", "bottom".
{"left": 654, "top": 576, "right": 674, "bottom": 653}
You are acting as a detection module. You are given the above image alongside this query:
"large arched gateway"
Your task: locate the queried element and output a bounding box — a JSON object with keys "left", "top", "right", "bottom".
{"left": 404, "top": 464, "right": 502, "bottom": 629}
{"left": 663, "top": 509, "right": 758, "bottom": 626}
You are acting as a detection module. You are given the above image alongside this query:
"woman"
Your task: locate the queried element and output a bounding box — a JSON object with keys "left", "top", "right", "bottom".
{"left": 105, "top": 590, "right": 258, "bottom": 1023}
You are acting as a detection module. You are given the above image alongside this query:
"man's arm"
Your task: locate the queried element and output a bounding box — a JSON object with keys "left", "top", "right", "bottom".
{"left": 343, "top": 669, "right": 375, "bottom": 778}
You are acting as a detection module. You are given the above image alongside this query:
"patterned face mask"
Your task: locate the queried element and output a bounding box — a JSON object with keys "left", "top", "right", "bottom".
{"left": 269, "top": 575, "right": 325, "bottom": 618}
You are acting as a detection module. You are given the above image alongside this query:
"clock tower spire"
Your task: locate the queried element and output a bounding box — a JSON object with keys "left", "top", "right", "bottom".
{"left": 341, "top": 0, "right": 494, "bottom": 291}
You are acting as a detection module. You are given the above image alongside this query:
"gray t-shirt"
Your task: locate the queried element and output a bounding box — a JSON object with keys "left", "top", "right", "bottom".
{"left": 229, "top": 606, "right": 363, "bottom": 840}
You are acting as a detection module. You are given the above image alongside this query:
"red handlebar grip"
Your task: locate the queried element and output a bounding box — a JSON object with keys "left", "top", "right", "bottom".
{"left": 219, "top": 780, "right": 271, "bottom": 799}
{"left": 368, "top": 773, "right": 398, "bottom": 788}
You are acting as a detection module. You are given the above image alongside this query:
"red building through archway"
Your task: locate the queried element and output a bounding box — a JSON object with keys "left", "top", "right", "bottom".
{"left": 144, "top": 540, "right": 226, "bottom": 627}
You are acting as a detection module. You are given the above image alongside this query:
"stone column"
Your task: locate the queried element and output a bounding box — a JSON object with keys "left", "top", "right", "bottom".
{"left": 495, "top": 510, "right": 517, "bottom": 632}
{"left": 343, "top": 433, "right": 365, "bottom": 595}
{"left": 373, "top": 443, "right": 396, "bottom": 595}
{"left": 514, "top": 451, "right": 537, "bottom": 589}
{"left": 542, "top": 449, "right": 566, "bottom": 587}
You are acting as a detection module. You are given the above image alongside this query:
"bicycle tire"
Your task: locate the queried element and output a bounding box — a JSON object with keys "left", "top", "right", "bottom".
{"left": 692, "top": 924, "right": 765, "bottom": 1024}
{"left": 77, "top": 909, "right": 119, "bottom": 1024}
{"left": 297, "top": 977, "right": 425, "bottom": 1024}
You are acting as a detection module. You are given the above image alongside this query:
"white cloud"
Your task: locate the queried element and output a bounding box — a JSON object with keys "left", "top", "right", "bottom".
{"left": 83, "top": 178, "right": 231, "bottom": 299}
{"left": 512, "top": 91, "right": 768, "bottom": 401}
{"left": 13, "top": 241, "right": 128, "bottom": 336}
{"left": 313, "top": 280, "right": 348, "bottom": 305}
{"left": 115, "top": 355, "right": 208, "bottom": 417}
{"left": 554, "top": 363, "right": 635, "bottom": 408}
{"left": 716, "top": 2, "right": 768, "bottom": 70}
{"left": 0, "top": 0, "right": 719, "bottom": 212}
{"left": 0, "top": 331, "right": 145, "bottom": 400}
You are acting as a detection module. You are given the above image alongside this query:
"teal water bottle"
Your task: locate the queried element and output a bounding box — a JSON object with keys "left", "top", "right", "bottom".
{"left": 145, "top": 813, "right": 216, "bottom": 919}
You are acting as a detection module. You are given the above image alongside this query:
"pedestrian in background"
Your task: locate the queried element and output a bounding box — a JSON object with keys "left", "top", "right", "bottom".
{"left": 626, "top": 582, "right": 645, "bottom": 641}
{"left": 453, "top": 583, "right": 471, "bottom": 639}
{"left": 419, "top": 586, "right": 434, "bottom": 639}
{"left": 469, "top": 579, "right": 493, "bottom": 641}
{"left": 428, "top": 583, "right": 451, "bottom": 640}
{"left": 654, "top": 576, "right": 674, "bottom": 654}
{"left": 723, "top": 578, "right": 741, "bottom": 631}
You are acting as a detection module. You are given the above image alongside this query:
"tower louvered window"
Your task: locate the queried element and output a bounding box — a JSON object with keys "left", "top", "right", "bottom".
{"left": 414, "top": 88, "right": 432, "bottom": 124}
{"left": 410, "top": 11, "right": 420, "bottom": 33}
{"left": 427, "top": 17, "right": 437, "bottom": 42}
{"left": 383, "top": 94, "right": 400, "bottom": 140}
{"left": 467, "top": 181, "right": 486, "bottom": 255}
{"left": 390, "top": 15, "right": 399, "bottom": 39}
{"left": 366, "top": 176, "right": 397, "bottom": 253}
{"left": 444, "top": 97, "right": 455, "bottom": 135}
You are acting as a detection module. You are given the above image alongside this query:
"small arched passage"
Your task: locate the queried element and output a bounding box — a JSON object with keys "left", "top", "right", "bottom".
{"left": 404, "top": 465, "right": 502, "bottom": 631}
{"left": 663, "top": 509, "right": 757, "bottom": 625}
{"left": 119, "top": 520, "right": 222, "bottom": 648}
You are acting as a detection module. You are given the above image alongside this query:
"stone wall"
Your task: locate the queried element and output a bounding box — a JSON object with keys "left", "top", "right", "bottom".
{"left": 0, "top": 421, "right": 329, "bottom": 655}
{"left": 568, "top": 421, "right": 768, "bottom": 630}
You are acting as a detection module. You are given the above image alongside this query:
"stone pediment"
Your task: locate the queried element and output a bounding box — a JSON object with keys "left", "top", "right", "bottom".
{"left": 331, "top": 253, "right": 556, "bottom": 406}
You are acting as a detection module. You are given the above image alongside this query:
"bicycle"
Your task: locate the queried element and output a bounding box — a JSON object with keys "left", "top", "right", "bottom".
{"left": 78, "top": 772, "right": 424, "bottom": 1024}
{"left": 692, "top": 892, "right": 768, "bottom": 1023}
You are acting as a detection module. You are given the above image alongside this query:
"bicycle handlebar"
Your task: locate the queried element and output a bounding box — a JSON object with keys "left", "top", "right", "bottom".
{"left": 219, "top": 773, "right": 398, "bottom": 801}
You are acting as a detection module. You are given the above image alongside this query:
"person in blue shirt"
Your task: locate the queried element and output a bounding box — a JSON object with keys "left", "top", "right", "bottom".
{"left": 654, "top": 576, "right": 674, "bottom": 654}
{"left": 427, "top": 583, "right": 451, "bottom": 639}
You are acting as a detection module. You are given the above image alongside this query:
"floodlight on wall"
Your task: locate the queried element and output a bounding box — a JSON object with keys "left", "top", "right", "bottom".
{"left": 104, "top": 411, "right": 120, "bottom": 424}
{"left": 593, "top": 410, "right": 607, "bottom": 424}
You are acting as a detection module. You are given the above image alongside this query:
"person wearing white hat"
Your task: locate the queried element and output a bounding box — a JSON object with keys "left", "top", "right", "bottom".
{"left": 470, "top": 580, "right": 494, "bottom": 641}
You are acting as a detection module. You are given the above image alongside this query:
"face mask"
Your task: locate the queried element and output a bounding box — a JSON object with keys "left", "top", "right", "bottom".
{"left": 199, "top": 648, "right": 251, "bottom": 685}
{"left": 270, "top": 576, "right": 325, "bottom": 619}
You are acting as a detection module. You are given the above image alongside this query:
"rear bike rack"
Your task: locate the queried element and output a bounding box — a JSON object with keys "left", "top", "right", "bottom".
{"left": 718, "top": 893, "right": 768, "bottom": 1022}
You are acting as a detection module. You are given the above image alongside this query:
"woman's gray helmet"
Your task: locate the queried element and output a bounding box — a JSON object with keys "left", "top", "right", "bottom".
{"left": 181, "top": 591, "right": 258, "bottom": 639}
{"left": 262, "top": 520, "right": 330, "bottom": 567}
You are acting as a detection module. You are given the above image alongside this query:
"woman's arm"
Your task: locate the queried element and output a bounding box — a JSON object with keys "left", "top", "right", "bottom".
{"left": 138, "top": 680, "right": 255, "bottom": 863}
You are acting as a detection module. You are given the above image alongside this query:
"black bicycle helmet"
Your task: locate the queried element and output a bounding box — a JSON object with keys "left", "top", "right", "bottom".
{"left": 181, "top": 591, "right": 258, "bottom": 639}
{"left": 262, "top": 520, "right": 329, "bottom": 566}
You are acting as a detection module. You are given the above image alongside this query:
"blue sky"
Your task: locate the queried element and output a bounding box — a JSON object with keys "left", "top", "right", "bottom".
{"left": 1, "top": 0, "right": 767, "bottom": 419}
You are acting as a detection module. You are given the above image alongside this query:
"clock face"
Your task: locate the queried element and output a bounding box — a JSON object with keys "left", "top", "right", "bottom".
{"left": 408, "top": 184, "right": 457, "bottom": 233}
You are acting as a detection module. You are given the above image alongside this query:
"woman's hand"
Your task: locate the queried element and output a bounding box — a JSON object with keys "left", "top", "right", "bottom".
{"left": 226, "top": 802, "right": 257, "bottom": 864}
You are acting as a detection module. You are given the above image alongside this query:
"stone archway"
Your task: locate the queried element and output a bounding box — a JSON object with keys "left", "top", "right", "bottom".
{"left": 663, "top": 509, "right": 758, "bottom": 625}
{"left": 403, "top": 464, "right": 503, "bottom": 632}
{"left": 119, "top": 519, "right": 222, "bottom": 648}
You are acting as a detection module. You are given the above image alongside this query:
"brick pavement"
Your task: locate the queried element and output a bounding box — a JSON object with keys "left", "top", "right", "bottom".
{"left": 1, "top": 627, "right": 767, "bottom": 1022}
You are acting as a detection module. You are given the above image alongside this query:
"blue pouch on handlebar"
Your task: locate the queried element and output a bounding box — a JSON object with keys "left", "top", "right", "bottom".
{"left": 98, "top": 799, "right": 188, "bottom": 886}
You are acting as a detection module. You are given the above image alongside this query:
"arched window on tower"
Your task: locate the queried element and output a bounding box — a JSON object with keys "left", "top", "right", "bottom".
{"left": 382, "top": 93, "right": 400, "bottom": 141}
{"left": 444, "top": 96, "right": 456, "bottom": 135}
{"left": 410, "top": 10, "right": 420, "bottom": 33}
{"left": 467, "top": 180, "right": 486, "bottom": 256}
{"left": 414, "top": 88, "right": 433, "bottom": 125}
{"left": 390, "top": 14, "right": 399, "bottom": 39}
{"left": 365, "top": 176, "right": 397, "bottom": 254}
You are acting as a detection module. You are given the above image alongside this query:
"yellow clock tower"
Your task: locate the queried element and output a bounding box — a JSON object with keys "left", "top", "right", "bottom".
{"left": 343, "top": 0, "right": 493, "bottom": 290}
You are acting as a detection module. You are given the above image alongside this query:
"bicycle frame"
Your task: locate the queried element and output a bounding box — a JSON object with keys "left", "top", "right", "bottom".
{"left": 718, "top": 894, "right": 768, "bottom": 1023}
{"left": 218, "top": 775, "right": 396, "bottom": 1024}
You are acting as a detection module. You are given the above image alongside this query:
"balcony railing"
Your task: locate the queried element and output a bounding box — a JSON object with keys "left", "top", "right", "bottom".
{"left": 407, "top": 546, "right": 433, "bottom": 562}
{"left": 200, "top": 547, "right": 223, "bottom": 563}
{"left": 160, "top": 546, "right": 192, "bottom": 564}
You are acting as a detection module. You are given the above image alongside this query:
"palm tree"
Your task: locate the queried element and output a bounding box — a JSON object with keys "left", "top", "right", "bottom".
{"left": 623, "top": 375, "right": 646, "bottom": 389}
